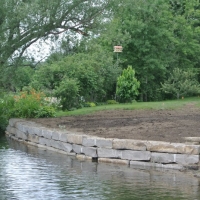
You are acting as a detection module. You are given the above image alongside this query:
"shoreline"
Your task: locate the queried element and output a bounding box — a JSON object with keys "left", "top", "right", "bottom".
{"left": 5, "top": 118, "right": 200, "bottom": 172}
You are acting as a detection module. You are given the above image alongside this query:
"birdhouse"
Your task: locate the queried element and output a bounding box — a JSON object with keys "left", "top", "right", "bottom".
{"left": 114, "top": 46, "right": 123, "bottom": 52}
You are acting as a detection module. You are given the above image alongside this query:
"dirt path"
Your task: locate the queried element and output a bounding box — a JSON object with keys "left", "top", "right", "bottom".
{"left": 30, "top": 104, "right": 200, "bottom": 143}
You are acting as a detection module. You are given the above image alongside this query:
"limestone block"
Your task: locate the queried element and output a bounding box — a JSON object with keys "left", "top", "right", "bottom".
{"left": 121, "top": 150, "right": 151, "bottom": 161}
{"left": 97, "top": 148, "right": 122, "bottom": 158}
{"left": 15, "top": 129, "right": 28, "bottom": 140}
{"left": 9, "top": 118, "right": 25, "bottom": 127}
{"left": 6, "top": 126, "right": 16, "bottom": 135}
{"left": 176, "top": 154, "right": 199, "bottom": 165}
{"left": 39, "top": 137, "right": 51, "bottom": 146}
{"left": 146, "top": 141, "right": 200, "bottom": 155}
{"left": 82, "top": 136, "right": 96, "bottom": 146}
{"left": 52, "top": 130, "right": 62, "bottom": 140}
{"left": 42, "top": 129, "right": 52, "bottom": 139}
{"left": 151, "top": 152, "right": 175, "bottom": 164}
{"left": 15, "top": 122, "right": 25, "bottom": 132}
{"left": 72, "top": 144, "right": 83, "bottom": 154}
{"left": 76, "top": 155, "right": 92, "bottom": 161}
{"left": 32, "top": 127, "right": 43, "bottom": 137}
{"left": 96, "top": 138, "right": 113, "bottom": 148}
{"left": 23, "top": 125, "right": 35, "bottom": 135}
{"left": 60, "top": 142, "right": 73, "bottom": 153}
{"left": 67, "top": 134, "right": 83, "bottom": 145}
{"left": 130, "top": 161, "right": 183, "bottom": 170}
{"left": 27, "top": 134, "right": 39, "bottom": 143}
{"left": 60, "top": 132, "right": 68, "bottom": 142}
{"left": 98, "top": 158, "right": 129, "bottom": 165}
{"left": 82, "top": 136, "right": 113, "bottom": 148}
{"left": 113, "top": 139, "right": 147, "bottom": 151}
{"left": 50, "top": 140, "right": 62, "bottom": 150}
{"left": 82, "top": 146, "right": 97, "bottom": 157}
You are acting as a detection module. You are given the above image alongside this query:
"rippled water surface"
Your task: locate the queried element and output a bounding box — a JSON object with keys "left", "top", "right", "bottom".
{"left": 1, "top": 136, "right": 200, "bottom": 200}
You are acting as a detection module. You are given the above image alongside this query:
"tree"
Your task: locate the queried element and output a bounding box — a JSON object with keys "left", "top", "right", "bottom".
{"left": 0, "top": 0, "right": 111, "bottom": 66}
{"left": 54, "top": 77, "right": 79, "bottom": 110}
{"left": 161, "top": 68, "right": 200, "bottom": 99}
{"left": 116, "top": 66, "right": 140, "bottom": 103}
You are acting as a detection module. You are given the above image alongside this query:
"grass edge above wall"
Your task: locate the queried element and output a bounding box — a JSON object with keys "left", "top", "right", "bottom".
{"left": 55, "top": 97, "right": 200, "bottom": 117}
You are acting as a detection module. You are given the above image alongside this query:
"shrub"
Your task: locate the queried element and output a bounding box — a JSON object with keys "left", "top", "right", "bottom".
{"left": 11, "top": 89, "right": 55, "bottom": 118}
{"left": 54, "top": 78, "right": 80, "bottom": 110}
{"left": 106, "top": 100, "right": 118, "bottom": 104}
{"left": 116, "top": 66, "right": 140, "bottom": 103}
{"left": 84, "top": 102, "right": 96, "bottom": 107}
{"left": 0, "top": 95, "right": 15, "bottom": 132}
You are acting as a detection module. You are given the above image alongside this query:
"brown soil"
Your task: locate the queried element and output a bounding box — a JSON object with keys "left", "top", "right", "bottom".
{"left": 30, "top": 104, "right": 200, "bottom": 143}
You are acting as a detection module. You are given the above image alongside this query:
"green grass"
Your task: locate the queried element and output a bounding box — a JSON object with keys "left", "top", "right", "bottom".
{"left": 55, "top": 97, "right": 200, "bottom": 117}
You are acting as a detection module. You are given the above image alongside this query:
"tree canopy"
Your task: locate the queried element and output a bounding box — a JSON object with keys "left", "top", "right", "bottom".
{"left": 0, "top": 0, "right": 110, "bottom": 65}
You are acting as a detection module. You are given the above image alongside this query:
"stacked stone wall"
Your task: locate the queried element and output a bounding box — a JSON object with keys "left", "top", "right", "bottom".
{"left": 5, "top": 118, "right": 200, "bottom": 170}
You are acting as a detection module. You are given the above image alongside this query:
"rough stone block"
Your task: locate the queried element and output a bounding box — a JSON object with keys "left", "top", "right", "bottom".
{"left": 97, "top": 148, "right": 122, "bottom": 158}
{"left": 72, "top": 144, "right": 83, "bottom": 154}
{"left": 96, "top": 138, "right": 113, "bottom": 148}
{"left": 82, "top": 136, "right": 96, "bottom": 146}
{"left": 6, "top": 126, "right": 16, "bottom": 135}
{"left": 42, "top": 129, "right": 52, "bottom": 139}
{"left": 27, "top": 134, "right": 39, "bottom": 143}
{"left": 32, "top": 127, "right": 43, "bottom": 136}
{"left": 82, "top": 146, "right": 97, "bottom": 157}
{"left": 39, "top": 137, "right": 51, "bottom": 146}
{"left": 151, "top": 152, "right": 175, "bottom": 164}
{"left": 50, "top": 140, "right": 62, "bottom": 150}
{"left": 68, "top": 134, "right": 83, "bottom": 145}
{"left": 60, "top": 142, "right": 73, "bottom": 153}
{"left": 176, "top": 154, "right": 199, "bottom": 165}
{"left": 98, "top": 158, "right": 129, "bottom": 165}
{"left": 76, "top": 155, "right": 92, "bottom": 161}
{"left": 52, "top": 130, "right": 62, "bottom": 140}
{"left": 15, "top": 122, "right": 25, "bottom": 132}
{"left": 9, "top": 118, "right": 25, "bottom": 127}
{"left": 82, "top": 136, "right": 113, "bottom": 148}
{"left": 121, "top": 150, "right": 151, "bottom": 161}
{"left": 60, "top": 132, "right": 68, "bottom": 142}
{"left": 113, "top": 139, "right": 147, "bottom": 151}
{"left": 130, "top": 161, "right": 183, "bottom": 170}
{"left": 146, "top": 141, "right": 200, "bottom": 155}
{"left": 15, "top": 129, "right": 28, "bottom": 140}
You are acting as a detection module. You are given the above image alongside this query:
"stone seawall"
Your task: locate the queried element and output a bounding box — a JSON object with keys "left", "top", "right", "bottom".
{"left": 5, "top": 118, "right": 200, "bottom": 170}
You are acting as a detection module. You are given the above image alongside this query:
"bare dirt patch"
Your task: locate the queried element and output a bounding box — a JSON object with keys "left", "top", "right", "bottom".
{"left": 30, "top": 104, "right": 200, "bottom": 143}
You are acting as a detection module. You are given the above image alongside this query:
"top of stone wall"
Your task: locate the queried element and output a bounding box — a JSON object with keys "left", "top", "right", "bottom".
{"left": 8, "top": 118, "right": 200, "bottom": 155}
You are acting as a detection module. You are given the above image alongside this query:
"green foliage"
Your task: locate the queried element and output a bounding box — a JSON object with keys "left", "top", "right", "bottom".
{"left": 54, "top": 78, "right": 80, "bottom": 110}
{"left": 116, "top": 66, "right": 140, "bottom": 103}
{"left": 84, "top": 102, "right": 96, "bottom": 107}
{"left": 0, "top": 94, "right": 15, "bottom": 132}
{"left": 161, "top": 68, "right": 200, "bottom": 99}
{"left": 31, "top": 47, "right": 121, "bottom": 102}
{"left": 11, "top": 89, "right": 55, "bottom": 118}
{"left": 0, "top": 0, "right": 110, "bottom": 65}
{"left": 106, "top": 100, "right": 118, "bottom": 104}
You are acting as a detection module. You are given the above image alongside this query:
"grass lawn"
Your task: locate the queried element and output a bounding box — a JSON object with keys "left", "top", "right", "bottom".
{"left": 55, "top": 97, "right": 200, "bottom": 117}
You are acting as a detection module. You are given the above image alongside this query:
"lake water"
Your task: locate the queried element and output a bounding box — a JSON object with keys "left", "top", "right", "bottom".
{"left": 1, "top": 135, "right": 200, "bottom": 200}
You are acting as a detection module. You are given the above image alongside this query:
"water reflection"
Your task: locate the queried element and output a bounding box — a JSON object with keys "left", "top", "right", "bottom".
{"left": 0, "top": 137, "right": 200, "bottom": 200}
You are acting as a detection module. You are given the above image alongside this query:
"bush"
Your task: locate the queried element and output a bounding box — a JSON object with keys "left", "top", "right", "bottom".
{"left": 11, "top": 89, "right": 55, "bottom": 118}
{"left": 106, "top": 100, "right": 118, "bottom": 104}
{"left": 116, "top": 66, "right": 140, "bottom": 103}
{"left": 54, "top": 78, "right": 80, "bottom": 110}
{"left": 0, "top": 95, "right": 15, "bottom": 132}
{"left": 0, "top": 89, "right": 56, "bottom": 133}
{"left": 84, "top": 102, "right": 96, "bottom": 107}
